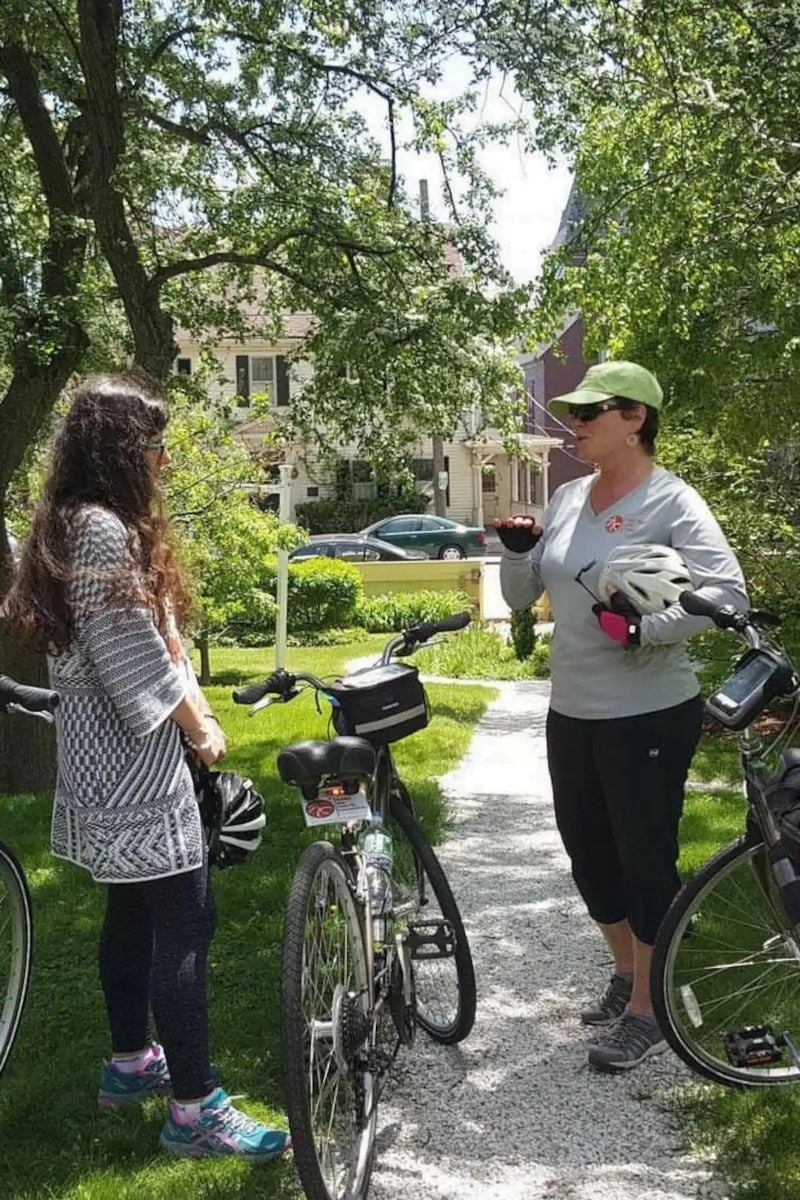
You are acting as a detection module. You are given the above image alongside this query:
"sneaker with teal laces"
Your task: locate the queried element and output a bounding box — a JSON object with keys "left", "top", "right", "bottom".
{"left": 98, "top": 1042, "right": 171, "bottom": 1109}
{"left": 160, "top": 1087, "right": 291, "bottom": 1160}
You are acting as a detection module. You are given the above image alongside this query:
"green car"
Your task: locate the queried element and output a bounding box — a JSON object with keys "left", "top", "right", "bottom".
{"left": 360, "top": 514, "right": 487, "bottom": 560}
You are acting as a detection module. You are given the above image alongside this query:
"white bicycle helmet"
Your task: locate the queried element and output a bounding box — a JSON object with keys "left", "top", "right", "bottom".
{"left": 598, "top": 544, "right": 694, "bottom": 615}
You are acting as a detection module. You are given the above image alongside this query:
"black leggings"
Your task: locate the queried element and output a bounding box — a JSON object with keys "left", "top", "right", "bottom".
{"left": 546, "top": 695, "right": 703, "bottom": 945}
{"left": 98, "top": 861, "right": 217, "bottom": 1100}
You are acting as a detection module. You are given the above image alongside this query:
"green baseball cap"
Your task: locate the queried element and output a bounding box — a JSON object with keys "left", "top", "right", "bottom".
{"left": 549, "top": 360, "right": 663, "bottom": 415}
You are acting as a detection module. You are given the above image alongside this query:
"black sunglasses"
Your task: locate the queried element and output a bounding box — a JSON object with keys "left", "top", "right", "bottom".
{"left": 566, "top": 399, "right": 625, "bottom": 422}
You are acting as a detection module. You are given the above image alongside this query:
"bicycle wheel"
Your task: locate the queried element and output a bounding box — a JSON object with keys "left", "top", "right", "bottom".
{"left": 281, "top": 840, "right": 377, "bottom": 1200}
{"left": 0, "top": 840, "right": 33, "bottom": 1078}
{"left": 652, "top": 834, "right": 800, "bottom": 1088}
{"left": 388, "top": 793, "right": 476, "bottom": 1044}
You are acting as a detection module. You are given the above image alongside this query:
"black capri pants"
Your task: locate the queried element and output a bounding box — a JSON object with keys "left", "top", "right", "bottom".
{"left": 98, "top": 859, "right": 217, "bottom": 1100}
{"left": 546, "top": 694, "right": 703, "bottom": 945}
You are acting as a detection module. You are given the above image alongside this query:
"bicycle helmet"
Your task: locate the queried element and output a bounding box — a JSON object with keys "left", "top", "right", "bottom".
{"left": 195, "top": 768, "right": 266, "bottom": 869}
{"left": 597, "top": 544, "right": 694, "bottom": 615}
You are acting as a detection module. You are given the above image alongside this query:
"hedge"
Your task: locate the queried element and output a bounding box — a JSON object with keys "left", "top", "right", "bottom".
{"left": 295, "top": 492, "right": 430, "bottom": 535}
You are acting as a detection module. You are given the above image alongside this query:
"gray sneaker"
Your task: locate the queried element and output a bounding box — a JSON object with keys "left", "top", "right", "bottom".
{"left": 587, "top": 1012, "right": 666, "bottom": 1072}
{"left": 580, "top": 973, "right": 633, "bottom": 1026}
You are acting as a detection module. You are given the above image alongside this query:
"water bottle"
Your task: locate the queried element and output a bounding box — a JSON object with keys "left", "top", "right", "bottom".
{"left": 360, "top": 822, "right": 394, "bottom": 916}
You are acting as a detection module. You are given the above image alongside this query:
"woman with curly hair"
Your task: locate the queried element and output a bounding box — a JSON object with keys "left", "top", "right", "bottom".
{"left": 5, "top": 375, "right": 290, "bottom": 1161}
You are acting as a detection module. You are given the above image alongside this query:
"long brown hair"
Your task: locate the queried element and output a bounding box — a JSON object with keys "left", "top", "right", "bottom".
{"left": 5, "top": 374, "right": 190, "bottom": 652}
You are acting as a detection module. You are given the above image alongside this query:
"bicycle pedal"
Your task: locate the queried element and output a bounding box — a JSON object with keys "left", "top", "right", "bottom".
{"left": 407, "top": 919, "right": 455, "bottom": 960}
{"left": 724, "top": 1025, "right": 783, "bottom": 1067}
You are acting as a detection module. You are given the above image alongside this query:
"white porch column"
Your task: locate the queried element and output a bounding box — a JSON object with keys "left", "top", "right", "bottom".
{"left": 541, "top": 449, "right": 551, "bottom": 508}
{"left": 472, "top": 453, "right": 485, "bottom": 528}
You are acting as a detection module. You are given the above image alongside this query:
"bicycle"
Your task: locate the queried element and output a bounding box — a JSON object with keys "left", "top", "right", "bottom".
{"left": 233, "top": 611, "right": 477, "bottom": 1200}
{"left": 650, "top": 590, "right": 800, "bottom": 1088}
{"left": 0, "top": 674, "right": 59, "bottom": 1078}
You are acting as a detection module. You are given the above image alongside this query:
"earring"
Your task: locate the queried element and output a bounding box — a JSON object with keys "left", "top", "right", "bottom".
{"left": 626, "top": 433, "right": 640, "bottom": 447}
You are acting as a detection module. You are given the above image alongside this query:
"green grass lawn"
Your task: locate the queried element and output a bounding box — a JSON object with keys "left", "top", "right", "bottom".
{"left": 678, "top": 734, "right": 800, "bottom": 1199}
{"left": 0, "top": 641, "right": 493, "bottom": 1200}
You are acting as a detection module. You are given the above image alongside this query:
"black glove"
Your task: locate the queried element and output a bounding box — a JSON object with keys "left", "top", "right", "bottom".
{"left": 495, "top": 518, "right": 542, "bottom": 554}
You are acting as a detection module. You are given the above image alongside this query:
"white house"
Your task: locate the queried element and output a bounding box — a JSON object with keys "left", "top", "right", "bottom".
{"left": 175, "top": 313, "right": 562, "bottom": 528}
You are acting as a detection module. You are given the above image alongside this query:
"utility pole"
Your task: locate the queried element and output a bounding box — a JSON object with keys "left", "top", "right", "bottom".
{"left": 420, "top": 180, "right": 448, "bottom": 518}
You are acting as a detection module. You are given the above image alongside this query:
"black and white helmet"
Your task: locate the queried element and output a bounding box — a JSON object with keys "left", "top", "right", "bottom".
{"left": 598, "top": 544, "right": 694, "bottom": 615}
{"left": 196, "top": 769, "right": 266, "bottom": 869}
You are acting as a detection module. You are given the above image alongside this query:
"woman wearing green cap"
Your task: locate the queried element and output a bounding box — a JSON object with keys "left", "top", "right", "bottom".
{"left": 498, "top": 360, "right": 747, "bottom": 1073}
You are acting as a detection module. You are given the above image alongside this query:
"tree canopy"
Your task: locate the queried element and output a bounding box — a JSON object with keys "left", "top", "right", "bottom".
{"left": 527, "top": 0, "right": 800, "bottom": 443}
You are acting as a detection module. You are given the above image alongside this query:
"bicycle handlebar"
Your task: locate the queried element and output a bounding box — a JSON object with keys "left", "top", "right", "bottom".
{"left": 231, "top": 610, "right": 473, "bottom": 707}
{"left": 0, "top": 675, "right": 59, "bottom": 715}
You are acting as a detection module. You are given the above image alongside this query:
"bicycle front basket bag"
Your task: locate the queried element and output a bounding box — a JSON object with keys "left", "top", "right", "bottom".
{"left": 328, "top": 663, "right": 430, "bottom": 745}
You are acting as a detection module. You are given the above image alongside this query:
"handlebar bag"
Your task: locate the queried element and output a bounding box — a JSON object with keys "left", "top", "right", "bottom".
{"left": 327, "top": 663, "right": 430, "bottom": 745}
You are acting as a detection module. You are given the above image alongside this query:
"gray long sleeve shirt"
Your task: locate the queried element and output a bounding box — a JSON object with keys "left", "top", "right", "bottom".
{"left": 500, "top": 468, "right": 748, "bottom": 720}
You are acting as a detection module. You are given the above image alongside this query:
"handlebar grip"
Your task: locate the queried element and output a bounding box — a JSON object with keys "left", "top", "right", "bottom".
{"left": 232, "top": 670, "right": 290, "bottom": 705}
{"left": 232, "top": 682, "right": 270, "bottom": 705}
{"left": 408, "top": 610, "right": 472, "bottom": 645}
{"left": 0, "top": 675, "right": 59, "bottom": 714}
{"left": 679, "top": 591, "right": 748, "bottom": 631}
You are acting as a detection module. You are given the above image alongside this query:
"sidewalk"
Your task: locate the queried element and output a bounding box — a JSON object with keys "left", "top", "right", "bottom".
{"left": 370, "top": 680, "right": 725, "bottom": 1200}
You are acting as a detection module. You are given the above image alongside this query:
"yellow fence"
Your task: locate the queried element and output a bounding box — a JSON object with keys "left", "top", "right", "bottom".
{"left": 353, "top": 560, "right": 483, "bottom": 619}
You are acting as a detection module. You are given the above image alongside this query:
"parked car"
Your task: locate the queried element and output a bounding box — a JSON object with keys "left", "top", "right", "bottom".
{"left": 289, "top": 535, "right": 428, "bottom": 562}
{"left": 360, "top": 515, "right": 486, "bottom": 560}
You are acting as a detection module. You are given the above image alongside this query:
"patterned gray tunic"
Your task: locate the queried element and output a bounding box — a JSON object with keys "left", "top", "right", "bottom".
{"left": 48, "top": 506, "right": 204, "bottom": 883}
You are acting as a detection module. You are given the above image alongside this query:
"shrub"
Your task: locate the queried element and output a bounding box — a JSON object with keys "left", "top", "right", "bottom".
{"left": 295, "top": 491, "right": 429, "bottom": 534}
{"left": 214, "top": 556, "right": 363, "bottom": 641}
{"left": 355, "top": 589, "right": 472, "bottom": 633}
{"left": 510, "top": 607, "right": 537, "bottom": 660}
{"left": 287, "top": 557, "right": 364, "bottom": 631}
{"left": 416, "top": 626, "right": 552, "bottom": 680}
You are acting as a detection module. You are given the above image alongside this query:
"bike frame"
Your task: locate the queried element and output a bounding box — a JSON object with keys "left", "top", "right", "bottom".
{"left": 724, "top": 620, "right": 800, "bottom": 941}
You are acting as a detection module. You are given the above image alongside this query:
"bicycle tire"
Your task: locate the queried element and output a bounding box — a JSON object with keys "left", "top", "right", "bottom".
{"left": 652, "top": 833, "right": 800, "bottom": 1088}
{"left": 0, "top": 840, "right": 33, "bottom": 1078}
{"left": 281, "top": 840, "right": 377, "bottom": 1200}
{"left": 388, "top": 794, "right": 476, "bottom": 1044}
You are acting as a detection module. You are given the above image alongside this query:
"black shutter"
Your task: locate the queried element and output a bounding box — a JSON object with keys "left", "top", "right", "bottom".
{"left": 276, "top": 356, "right": 290, "bottom": 406}
{"left": 235, "top": 355, "right": 250, "bottom": 404}
{"left": 445, "top": 455, "right": 451, "bottom": 506}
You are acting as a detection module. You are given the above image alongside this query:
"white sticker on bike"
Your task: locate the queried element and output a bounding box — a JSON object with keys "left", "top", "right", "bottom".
{"left": 302, "top": 790, "right": 372, "bottom": 827}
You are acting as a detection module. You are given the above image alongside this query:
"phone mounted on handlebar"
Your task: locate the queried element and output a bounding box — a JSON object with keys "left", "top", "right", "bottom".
{"left": 706, "top": 648, "right": 797, "bottom": 731}
{"left": 679, "top": 591, "right": 799, "bottom": 731}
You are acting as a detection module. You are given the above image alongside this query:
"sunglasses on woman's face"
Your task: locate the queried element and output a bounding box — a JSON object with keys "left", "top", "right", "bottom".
{"left": 567, "top": 399, "right": 625, "bottom": 422}
{"left": 147, "top": 440, "right": 167, "bottom": 454}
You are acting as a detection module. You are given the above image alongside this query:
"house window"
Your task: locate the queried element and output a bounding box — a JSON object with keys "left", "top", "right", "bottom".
{"left": 517, "top": 464, "right": 532, "bottom": 505}
{"left": 251, "top": 356, "right": 274, "bottom": 384}
{"left": 176, "top": 357, "right": 192, "bottom": 375}
{"left": 411, "top": 456, "right": 450, "bottom": 505}
{"left": 235, "top": 355, "right": 290, "bottom": 407}
{"left": 482, "top": 465, "right": 497, "bottom": 493}
{"left": 306, "top": 485, "right": 320, "bottom": 498}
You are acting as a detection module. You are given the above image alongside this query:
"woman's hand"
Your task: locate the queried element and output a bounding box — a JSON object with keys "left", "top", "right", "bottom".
{"left": 495, "top": 517, "right": 543, "bottom": 553}
{"left": 187, "top": 717, "right": 227, "bottom": 766}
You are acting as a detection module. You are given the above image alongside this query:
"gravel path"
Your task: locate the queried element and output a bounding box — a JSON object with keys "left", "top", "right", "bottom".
{"left": 369, "top": 680, "right": 727, "bottom": 1200}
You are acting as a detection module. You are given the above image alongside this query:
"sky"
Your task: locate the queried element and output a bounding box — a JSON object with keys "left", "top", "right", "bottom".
{"left": 356, "top": 67, "right": 574, "bottom": 286}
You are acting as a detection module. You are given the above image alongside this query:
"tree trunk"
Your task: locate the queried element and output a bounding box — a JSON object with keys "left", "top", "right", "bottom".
{"left": 197, "top": 630, "right": 212, "bottom": 686}
{"left": 432, "top": 436, "right": 447, "bottom": 518}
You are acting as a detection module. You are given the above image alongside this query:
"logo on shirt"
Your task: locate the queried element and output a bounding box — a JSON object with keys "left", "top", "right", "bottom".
{"left": 604, "top": 515, "right": 643, "bottom": 535}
